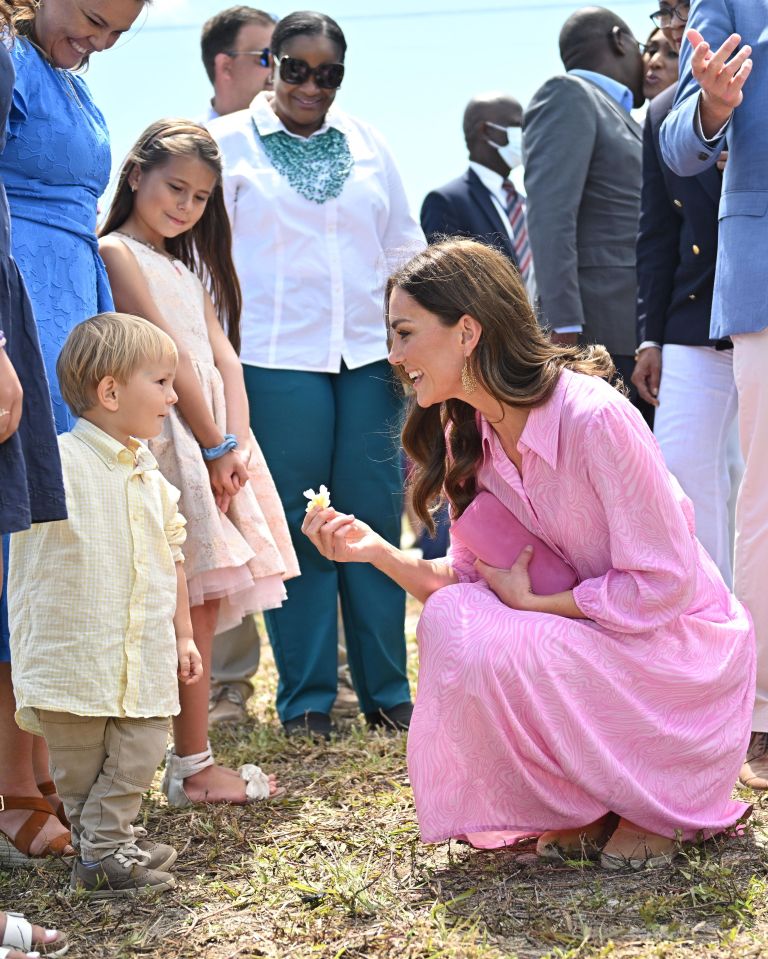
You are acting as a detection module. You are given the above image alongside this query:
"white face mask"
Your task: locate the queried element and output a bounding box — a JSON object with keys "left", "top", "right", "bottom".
{"left": 485, "top": 123, "right": 523, "bottom": 169}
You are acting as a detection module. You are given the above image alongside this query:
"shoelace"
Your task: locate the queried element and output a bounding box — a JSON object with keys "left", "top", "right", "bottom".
{"left": 114, "top": 843, "right": 150, "bottom": 867}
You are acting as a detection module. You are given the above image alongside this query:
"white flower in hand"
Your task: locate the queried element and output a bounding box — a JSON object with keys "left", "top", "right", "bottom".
{"left": 303, "top": 484, "right": 331, "bottom": 513}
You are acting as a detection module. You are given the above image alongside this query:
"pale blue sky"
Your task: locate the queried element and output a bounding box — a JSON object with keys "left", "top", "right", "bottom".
{"left": 87, "top": 0, "right": 656, "bottom": 212}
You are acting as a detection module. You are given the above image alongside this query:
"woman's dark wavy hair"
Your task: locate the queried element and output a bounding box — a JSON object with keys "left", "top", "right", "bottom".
{"left": 271, "top": 10, "right": 347, "bottom": 60}
{"left": 99, "top": 119, "right": 243, "bottom": 353}
{"left": 386, "top": 239, "right": 616, "bottom": 534}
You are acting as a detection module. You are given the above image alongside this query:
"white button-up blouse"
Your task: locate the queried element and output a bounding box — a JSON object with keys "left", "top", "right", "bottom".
{"left": 210, "top": 92, "right": 425, "bottom": 373}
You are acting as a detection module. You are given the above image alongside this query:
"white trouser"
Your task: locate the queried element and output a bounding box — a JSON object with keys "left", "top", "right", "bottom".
{"left": 733, "top": 330, "right": 768, "bottom": 731}
{"left": 654, "top": 344, "right": 741, "bottom": 587}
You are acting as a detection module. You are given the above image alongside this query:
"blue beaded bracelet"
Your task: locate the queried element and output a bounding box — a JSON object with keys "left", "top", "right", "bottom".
{"left": 201, "top": 433, "right": 238, "bottom": 461}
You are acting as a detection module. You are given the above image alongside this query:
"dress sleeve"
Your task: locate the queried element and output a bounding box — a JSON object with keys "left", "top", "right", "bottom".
{"left": 572, "top": 400, "right": 697, "bottom": 633}
{"left": 446, "top": 534, "right": 482, "bottom": 585}
{"left": 371, "top": 125, "right": 425, "bottom": 259}
{"left": 161, "top": 479, "right": 187, "bottom": 564}
{"left": 7, "top": 40, "right": 37, "bottom": 140}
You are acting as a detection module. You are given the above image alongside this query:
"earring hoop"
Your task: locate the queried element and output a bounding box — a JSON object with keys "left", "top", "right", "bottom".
{"left": 461, "top": 358, "right": 477, "bottom": 395}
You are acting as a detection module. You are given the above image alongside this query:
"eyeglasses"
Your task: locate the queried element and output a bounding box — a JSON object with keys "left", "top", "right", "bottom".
{"left": 649, "top": 3, "right": 690, "bottom": 28}
{"left": 225, "top": 47, "right": 270, "bottom": 67}
{"left": 277, "top": 56, "right": 345, "bottom": 90}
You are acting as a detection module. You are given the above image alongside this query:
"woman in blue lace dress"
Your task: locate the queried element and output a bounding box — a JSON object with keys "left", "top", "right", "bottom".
{"left": 0, "top": 0, "right": 146, "bottom": 867}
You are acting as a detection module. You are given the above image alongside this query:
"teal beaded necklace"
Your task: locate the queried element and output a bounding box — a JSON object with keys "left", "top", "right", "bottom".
{"left": 254, "top": 120, "right": 354, "bottom": 204}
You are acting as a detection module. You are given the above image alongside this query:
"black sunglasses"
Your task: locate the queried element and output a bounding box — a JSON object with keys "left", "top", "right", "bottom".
{"left": 277, "top": 55, "right": 345, "bottom": 90}
{"left": 225, "top": 47, "right": 270, "bottom": 67}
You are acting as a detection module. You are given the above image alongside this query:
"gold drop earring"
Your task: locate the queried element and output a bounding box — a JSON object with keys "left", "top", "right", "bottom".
{"left": 461, "top": 357, "right": 477, "bottom": 394}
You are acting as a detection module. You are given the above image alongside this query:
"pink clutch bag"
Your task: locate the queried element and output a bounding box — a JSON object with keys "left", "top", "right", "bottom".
{"left": 451, "top": 491, "right": 578, "bottom": 594}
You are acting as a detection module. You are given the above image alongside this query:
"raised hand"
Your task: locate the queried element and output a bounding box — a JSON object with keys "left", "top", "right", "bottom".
{"left": 688, "top": 29, "right": 752, "bottom": 137}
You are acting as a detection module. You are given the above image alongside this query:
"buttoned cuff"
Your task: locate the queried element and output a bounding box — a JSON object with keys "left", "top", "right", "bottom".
{"left": 695, "top": 95, "right": 731, "bottom": 146}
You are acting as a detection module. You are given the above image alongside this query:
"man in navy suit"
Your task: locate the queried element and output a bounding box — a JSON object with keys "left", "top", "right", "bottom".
{"left": 631, "top": 1, "right": 740, "bottom": 589}
{"left": 661, "top": 0, "right": 767, "bottom": 789}
{"left": 420, "top": 94, "right": 529, "bottom": 292}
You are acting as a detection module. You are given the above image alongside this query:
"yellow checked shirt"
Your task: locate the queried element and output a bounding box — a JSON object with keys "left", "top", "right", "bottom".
{"left": 9, "top": 418, "right": 187, "bottom": 735}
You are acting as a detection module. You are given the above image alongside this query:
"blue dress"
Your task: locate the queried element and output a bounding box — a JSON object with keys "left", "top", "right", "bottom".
{"left": 0, "top": 39, "right": 114, "bottom": 432}
{"left": 0, "top": 39, "right": 110, "bottom": 659}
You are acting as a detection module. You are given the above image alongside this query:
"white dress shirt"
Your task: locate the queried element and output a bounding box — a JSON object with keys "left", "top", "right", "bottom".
{"left": 210, "top": 92, "right": 425, "bottom": 372}
{"left": 468, "top": 161, "right": 536, "bottom": 304}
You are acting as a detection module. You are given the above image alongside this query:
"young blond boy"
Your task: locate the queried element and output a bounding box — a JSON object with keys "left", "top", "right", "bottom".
{"left": 9, "top": 312, "right": 202, "bottom": 898}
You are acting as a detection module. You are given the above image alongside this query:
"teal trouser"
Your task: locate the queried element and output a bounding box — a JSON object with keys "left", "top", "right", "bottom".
{"left": 244, "top": 361, "right": 410, "bottom": 721}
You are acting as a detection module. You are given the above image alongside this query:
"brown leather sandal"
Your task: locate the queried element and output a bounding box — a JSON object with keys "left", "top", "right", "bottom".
{"left": 37, "top": 780, "right": 70, "bottom": 827}
{"left": 0, "top": 796, "right": 73, "bottom": 867}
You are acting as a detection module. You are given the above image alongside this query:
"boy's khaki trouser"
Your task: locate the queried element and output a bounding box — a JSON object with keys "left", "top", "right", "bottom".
{"left": 36, "top": 711, "right": 168, "bottom": 863}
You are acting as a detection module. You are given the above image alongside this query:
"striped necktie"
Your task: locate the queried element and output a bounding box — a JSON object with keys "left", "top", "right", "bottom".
{"left": 501, "top": 179, "right": 532, "bottom": 284}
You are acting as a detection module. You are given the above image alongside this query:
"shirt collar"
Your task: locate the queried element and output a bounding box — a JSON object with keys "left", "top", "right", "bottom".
{"left": 71, "top": 418, "right": 158, "bottom": 474}
{"left": 250, "top": 90, "right": 350, "bottom": 139}
{"left": 479, "top": 368, "right": 570, "bottom": 471}
{"left": 469, "top": 161, "right": 506, "bottom": 196}
{"left": 568, "top": 69, "right": 634, "bottom": 113}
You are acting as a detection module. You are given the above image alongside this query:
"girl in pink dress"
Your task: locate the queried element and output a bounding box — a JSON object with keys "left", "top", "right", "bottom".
{"left": 99, "top": 120, "right": 299, "bottom": 806}
{"left": 302, "top": 239, "right": 755, "bottom": 868}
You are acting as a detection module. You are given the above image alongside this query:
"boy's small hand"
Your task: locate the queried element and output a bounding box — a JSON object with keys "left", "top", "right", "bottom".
{"left": 177, "top": 637, "right": 203, "bottom": 685}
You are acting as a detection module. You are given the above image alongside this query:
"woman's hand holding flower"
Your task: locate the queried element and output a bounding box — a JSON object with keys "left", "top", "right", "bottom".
{"left": 302, "top": 506, "right": 385, "bottom": 564}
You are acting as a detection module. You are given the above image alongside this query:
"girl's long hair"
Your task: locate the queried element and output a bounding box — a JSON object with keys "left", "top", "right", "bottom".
{"left": 99, "top": 119, "right": 243, "bottom": 353}
{"left": 386, "top": 239, "right": 616, "bottom": 533}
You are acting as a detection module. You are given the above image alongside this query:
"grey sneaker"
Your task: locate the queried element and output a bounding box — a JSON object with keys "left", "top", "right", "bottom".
{"left": 70, "top": 850, "right": 175, "bottom": 899}
{"left": 132, "top": 828, "right": 178, "bottom": 871}
{"left": 208, "top": 685, "right": 247, "bottom": 726}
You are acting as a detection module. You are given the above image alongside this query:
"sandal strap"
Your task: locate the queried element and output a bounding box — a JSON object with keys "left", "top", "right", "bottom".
{"left": 170, "top": 742, "right": 214, "bottom": 778}
{"left": 3, "top": 912, "right": 32, "bottom": 951}
{"left": 0, "top": 795, "right": 54, "bottom": 815}
{"left": 0, "top": 796, "right": 72, "bottom": 857}
{"left": 36, "top": 780, "right": 57, "bottom": 797}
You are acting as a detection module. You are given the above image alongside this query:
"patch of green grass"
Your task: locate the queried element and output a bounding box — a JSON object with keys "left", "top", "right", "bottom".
{"left": 2, "top": 605, "right": 768, "bottom": 958}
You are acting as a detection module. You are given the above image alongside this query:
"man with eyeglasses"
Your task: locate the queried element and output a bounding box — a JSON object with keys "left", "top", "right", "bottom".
{"left": 200, "top": 6, "right": 277, "bottom": 122}
{"left": 661, "top": 0, "right": 768, "bottom": 791}
{"left": 632, "top": 1, "right": 742, "bottom": 593}
{"left": 523, "top": 7, "right": 645, "bottom": 407}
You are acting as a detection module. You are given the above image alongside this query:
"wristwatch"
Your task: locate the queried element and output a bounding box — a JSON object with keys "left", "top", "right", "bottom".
{"left": 634, "top": 340, "right": 661, "bottom": 361}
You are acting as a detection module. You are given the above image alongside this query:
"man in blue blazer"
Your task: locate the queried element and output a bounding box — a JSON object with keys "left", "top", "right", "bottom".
{"left": 660, "top": 0, "right": 766, "bottom": 789}
{"left": 632, "top": 1, "right": 739, "bottom": 590}
{"left": 420, "top": 94, "right": 524, "bottom": 276}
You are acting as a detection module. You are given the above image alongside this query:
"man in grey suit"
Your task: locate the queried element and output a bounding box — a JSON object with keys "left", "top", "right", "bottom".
{"left": 524, "top": 6, "right": 645, "bottom": 390}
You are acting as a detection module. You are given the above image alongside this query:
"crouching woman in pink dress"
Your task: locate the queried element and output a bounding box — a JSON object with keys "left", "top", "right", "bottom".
{"left": 302, "top": 239, "right": 755, "bottom": 869}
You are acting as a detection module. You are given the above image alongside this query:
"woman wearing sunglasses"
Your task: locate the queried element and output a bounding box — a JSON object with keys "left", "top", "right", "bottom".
{"left": 210, "top": 11, "right": 424, "bottom": 739}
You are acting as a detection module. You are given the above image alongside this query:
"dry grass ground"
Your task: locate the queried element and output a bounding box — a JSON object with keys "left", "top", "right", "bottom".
{"left": 2, "top": 600, "right": 768, "bottom": 959}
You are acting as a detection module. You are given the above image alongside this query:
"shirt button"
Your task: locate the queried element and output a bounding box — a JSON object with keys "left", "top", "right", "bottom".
{"left": 689, "top": 293, "right": 697, "bottom": 301}
{"left": 692, "top": 244, "right": 701, "bottom": 255}
{"left": 673, "top": 199, "right": 683, "bottom": 208}
{"left": 697, "top": 151, "right": 709, "bottom": 161}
